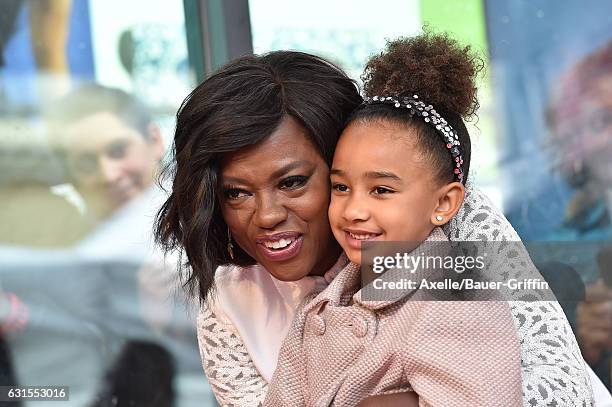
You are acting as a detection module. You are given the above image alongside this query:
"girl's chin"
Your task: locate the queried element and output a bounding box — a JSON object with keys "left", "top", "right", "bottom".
{"left": 343, "top": 249, "right": 362, "bottom": 266}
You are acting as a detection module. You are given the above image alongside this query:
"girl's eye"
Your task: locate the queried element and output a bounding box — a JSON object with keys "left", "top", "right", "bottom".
{"left": 373, "top": 186, "right": 394, "bottom": 195}
{"left": 279, "top": 175, "right": 308, "bottom": 190}
{"left": 223, "top": 187, "right": 249, "bottom": 200}
{"left": 331, "top": 183, "right": 349, "bottom": 192}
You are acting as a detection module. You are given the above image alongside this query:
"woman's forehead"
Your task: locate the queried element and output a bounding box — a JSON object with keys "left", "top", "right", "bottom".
{"left": 221, "top": 116, "right": 324, "bottom": 173}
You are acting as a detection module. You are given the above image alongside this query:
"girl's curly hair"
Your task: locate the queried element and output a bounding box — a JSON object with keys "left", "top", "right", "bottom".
{"left": 349, "top": 31, "right": 484, "bottom": 184}
{"left": 362, "top": 31, "right": 483, "bottom": 121}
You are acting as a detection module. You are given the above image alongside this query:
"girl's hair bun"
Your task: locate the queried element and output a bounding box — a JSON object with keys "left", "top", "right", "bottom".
{"left": 362, "top": 30, "right": 484, "bottom": 120}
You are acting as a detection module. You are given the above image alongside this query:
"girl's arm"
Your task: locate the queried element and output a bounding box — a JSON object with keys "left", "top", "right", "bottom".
{"left": 197, "top": 306, "right": 268, "bottom": 407}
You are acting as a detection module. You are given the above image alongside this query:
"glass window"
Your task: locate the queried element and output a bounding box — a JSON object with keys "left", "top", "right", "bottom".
{"left": 248, "top": 0, "right": 501, "bottom": 205}
{"left": 0, "top": 1, "right": 215, "bottom": 406}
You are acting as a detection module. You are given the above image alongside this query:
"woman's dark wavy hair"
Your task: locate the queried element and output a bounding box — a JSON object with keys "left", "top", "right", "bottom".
{"left": 155, "top": 51, "right": 361, "bottom": 302}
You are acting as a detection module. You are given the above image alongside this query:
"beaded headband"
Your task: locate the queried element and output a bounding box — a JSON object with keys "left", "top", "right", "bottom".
{"left": 362, "top": 94, "right": 465, "bottom": 183}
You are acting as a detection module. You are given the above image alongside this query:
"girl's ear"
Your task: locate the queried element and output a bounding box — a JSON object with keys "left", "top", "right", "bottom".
{"left": 431, "top": 182, "right": 465, "bottom": 226}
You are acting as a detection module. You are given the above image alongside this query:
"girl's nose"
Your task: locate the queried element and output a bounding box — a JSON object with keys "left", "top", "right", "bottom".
{"left": 342, "top": 195, "right": 370, "bottom": 223}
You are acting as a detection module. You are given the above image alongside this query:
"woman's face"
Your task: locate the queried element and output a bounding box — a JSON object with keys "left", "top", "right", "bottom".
{"left": 219, "top": 116, "right": 341, "bottom": 281}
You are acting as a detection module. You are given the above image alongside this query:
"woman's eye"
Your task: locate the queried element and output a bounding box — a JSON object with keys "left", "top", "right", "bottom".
{"left": 279, "top": 175, "right": 308, "bottom": 190}
{"left": 223, "top": 188, "right": 249, "bottom": 200}
{"left": 331, "top": 183, "right": 349, "bottom": 192}
{"left": 373, "top": 186, "right": 394, "bottom": 195}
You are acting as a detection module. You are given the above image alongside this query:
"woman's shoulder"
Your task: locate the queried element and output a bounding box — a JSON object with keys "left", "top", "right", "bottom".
{"left": 445, "top": 184, "right": 522, "bottom": 242}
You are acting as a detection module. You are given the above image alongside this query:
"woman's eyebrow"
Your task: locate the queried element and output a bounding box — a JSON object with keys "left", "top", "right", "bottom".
{"left": 222, "top": 160, "right": 313, "bottom": 185}
{"left": 221, "top": 175, "right": 250, "bottom": 185}
{"left": 270, "top": 160, "right": 312, "bottom": 179}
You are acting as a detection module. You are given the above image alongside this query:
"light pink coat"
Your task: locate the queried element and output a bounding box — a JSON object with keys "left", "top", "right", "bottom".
{"left": 264, "top": 230, "right": 523, "bottom": 407}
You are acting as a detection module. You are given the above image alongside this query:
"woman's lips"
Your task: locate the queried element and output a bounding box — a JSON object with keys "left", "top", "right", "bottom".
{"left": 256, "top": 232, "right": 304, "bottom": 262}
{"left": 343, "top": 230, "right": 382, "bottom": 250}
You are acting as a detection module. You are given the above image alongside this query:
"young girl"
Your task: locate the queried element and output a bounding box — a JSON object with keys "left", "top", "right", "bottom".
{"left": 263, "top": 33, "right": 525, "bottom": 406}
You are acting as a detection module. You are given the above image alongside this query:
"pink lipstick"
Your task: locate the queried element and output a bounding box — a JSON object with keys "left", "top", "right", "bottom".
{"left": 256, "top": 231, "right": 304, "bottom": 262}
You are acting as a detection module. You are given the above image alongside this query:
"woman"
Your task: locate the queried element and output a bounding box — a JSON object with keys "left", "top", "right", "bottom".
{"left": 155, "top": 50, "right": 593, "bottom": 406}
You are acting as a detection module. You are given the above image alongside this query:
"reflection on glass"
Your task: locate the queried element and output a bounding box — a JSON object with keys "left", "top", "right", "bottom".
{"left": 486, "top": 1, "right": 612, "bottom": 391}
{"left": 249, "top": 0, "right": 420, "bottom": 80}
{"left": 545, "top": 40, "right": 612, "bottom": 389}
{"left": 0, "top": 1, "right": 213, "bottom": 406}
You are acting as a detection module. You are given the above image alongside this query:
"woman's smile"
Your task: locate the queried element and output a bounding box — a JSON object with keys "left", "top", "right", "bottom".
{"left": 255, "top": 231, "right": 304, "bottom": 261}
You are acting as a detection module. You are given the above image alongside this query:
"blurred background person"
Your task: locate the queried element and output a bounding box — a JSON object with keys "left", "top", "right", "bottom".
{"left": 546, "top": 39, "right": 612, "bottom": 388}
{"left": 45, "top": 84, "right": 187, "bottom": 333}
{"left": 46, "top": 83, "right": 165, "bottom": 221}
{"left": 0, "top": 82, "right": 203, "bottom": 406}
{"left": 0, "top": 1, "right": 212, "bottom": 405}
{"left": 46, "top": 83, "right": 201, "bottom": 406}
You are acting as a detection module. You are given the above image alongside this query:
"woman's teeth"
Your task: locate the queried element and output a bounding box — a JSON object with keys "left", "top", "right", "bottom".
{"left": 348, "top": 232, "right": 378, "bottom": 240}
{"left": 263, "top": 238, "right": 294, "bottom": 249}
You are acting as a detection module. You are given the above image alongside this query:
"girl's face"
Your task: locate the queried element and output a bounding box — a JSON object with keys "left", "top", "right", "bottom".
{"left": 328, "top": 120, "right": 443, "bottom": 265}
{"left": 220, "top": 116, "right": 341, "bottom": 281}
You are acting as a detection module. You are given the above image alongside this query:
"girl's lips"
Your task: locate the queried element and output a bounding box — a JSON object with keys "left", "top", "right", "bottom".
{"left": 257, "top": 235, "right": 304, "bottom": 262}
{"left": 343, "top": 230, "right": 382, "bottom": 250}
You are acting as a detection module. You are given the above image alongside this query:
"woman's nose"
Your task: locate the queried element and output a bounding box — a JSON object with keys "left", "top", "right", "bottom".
{"left": 252, "top": 193, "right": 288, "bottom": 229}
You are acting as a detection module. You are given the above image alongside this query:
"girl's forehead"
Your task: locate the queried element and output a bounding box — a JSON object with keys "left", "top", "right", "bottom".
{"left": 333, "top": 122, "right": 432, "bottom": 180}
{"left": 337, "top": 122, "right": 420, "bottom": 158}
